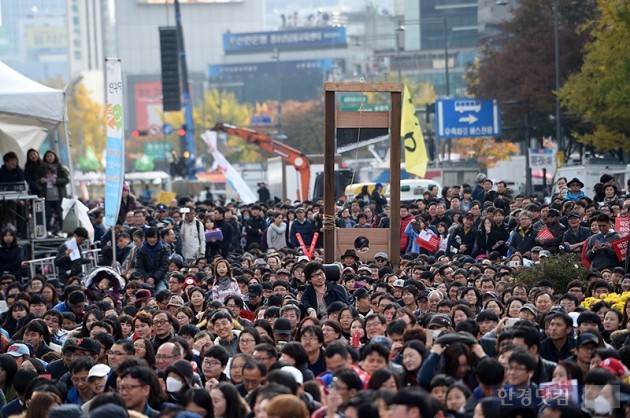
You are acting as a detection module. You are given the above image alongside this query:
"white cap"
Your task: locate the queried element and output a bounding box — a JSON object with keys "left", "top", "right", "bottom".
{"left": 297, "top": 255, "right": 310, "bottom": 263}
{"left": 88, "top": 364, "right": 111, "bottom": 379}
{"left": 281, "top": 366, "right": 303, "bottom": 385}
{"left": 393, "top": 279, "right": 405, "bottom": 288}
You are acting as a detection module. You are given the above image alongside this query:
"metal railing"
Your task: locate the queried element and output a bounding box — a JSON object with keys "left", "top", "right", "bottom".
{"left": 24, "top": 248, "right": 102, "bottom": 280}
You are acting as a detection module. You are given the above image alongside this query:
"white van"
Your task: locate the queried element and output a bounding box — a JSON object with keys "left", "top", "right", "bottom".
{"left": 386, "top": 179, "right": 441, "bottom": 202}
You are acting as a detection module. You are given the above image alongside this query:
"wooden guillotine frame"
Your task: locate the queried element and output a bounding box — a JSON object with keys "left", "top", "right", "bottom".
{"left": 323, "top": 82, "right": 402, "bottom": 266}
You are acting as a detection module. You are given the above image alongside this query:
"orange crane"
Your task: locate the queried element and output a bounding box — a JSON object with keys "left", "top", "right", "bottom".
{"left": 212, "top": 123, "right": 312, "bottom": 202}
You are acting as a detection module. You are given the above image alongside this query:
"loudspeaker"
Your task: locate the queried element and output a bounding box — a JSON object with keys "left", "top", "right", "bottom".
{"left": 31, "top": 198, "right": 46, "bottom": 239}
{"left": 323, "top": 263, "right": 342, "bottom": 282}
{"left": 159, "top": 27, "right": 181, "bottom": 112}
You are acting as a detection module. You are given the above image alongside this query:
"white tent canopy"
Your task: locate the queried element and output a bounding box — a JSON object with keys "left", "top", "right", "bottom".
{"left": 0, "top": 61, "right": 65, "bottom": 163}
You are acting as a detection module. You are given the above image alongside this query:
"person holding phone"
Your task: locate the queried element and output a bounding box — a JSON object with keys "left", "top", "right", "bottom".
{"left": 585, "top": 214, "right": 621, "bottom": 271}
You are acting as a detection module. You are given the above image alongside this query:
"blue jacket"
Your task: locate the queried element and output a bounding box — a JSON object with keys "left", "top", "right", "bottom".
{"left": 290, "top": 219, "right": 316, "bottom": 248}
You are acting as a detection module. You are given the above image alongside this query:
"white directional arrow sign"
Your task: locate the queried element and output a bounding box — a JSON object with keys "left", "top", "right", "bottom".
{"left": 459, "top": 114, "right": 478, "bottom": 125}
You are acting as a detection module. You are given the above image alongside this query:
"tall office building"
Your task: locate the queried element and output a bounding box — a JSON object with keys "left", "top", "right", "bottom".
{"left": 66, "top": 0, "right": 116, "bottom": 77}
{"left": 0, "top": 0, "right": 68, "bottom": 79}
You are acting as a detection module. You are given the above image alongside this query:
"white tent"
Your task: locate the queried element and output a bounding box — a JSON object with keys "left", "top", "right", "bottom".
{"left": 0, "top": 61, "right": 65, "bottom": 163}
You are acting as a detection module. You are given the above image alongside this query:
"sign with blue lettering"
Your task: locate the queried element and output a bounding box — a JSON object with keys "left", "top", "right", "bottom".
{"left": 435, "top": 99, "right": 501, "bottom": 139}
{"left": 223, "top": 27, "right": 347, "bottom": 53}
{"left": 208, "top": 59, "right": 333, "bottom": 78}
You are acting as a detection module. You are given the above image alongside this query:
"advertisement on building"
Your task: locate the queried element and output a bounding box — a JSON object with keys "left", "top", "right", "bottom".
{"left": 133, "top": 81, "right": 163, "bottom": 131}
{"left": 223, "top": 27, "right": 346, "bottom": 53}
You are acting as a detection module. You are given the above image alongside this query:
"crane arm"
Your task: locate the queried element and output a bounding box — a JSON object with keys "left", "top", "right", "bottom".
{"left": 212, "top": 123, "right": 311, "bottom": 201}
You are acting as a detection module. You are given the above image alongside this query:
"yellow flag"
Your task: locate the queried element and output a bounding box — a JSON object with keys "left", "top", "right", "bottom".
{"left": 402, "top": 85, "right": 428, "bottom": 177}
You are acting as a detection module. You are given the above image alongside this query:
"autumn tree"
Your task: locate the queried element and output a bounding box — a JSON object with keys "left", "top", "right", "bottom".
{"left": 452, "top": 138, "right": 519, "bottom": 169}
{"left": 559, "top": 0, "right": 630, "bottom": 153}
{"left": 66, "top": 83, "right": 106, "bottom": 170}
{"left": 194, "top": 89, "right": 259, "bottom": 163}
{"left": 470, "top": 0, "right": 599, "bottom": 156}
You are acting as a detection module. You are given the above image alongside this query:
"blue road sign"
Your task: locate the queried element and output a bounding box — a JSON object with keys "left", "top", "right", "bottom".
{"left": 162, "top": 123, "right": 174, "bottom": 136}
{"left": 250, "top": 116, "right": 273, "bottom": 125}
{"left": 435, "top": 98, "right": 501, "bottom": 139}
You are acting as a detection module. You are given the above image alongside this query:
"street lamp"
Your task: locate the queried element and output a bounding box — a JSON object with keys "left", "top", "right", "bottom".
{"left": 553, "top": 0, "right": 562, "bottom": 154}
{"left": 397, "top": 18, "right": 449, "bottom": 96}
{"left": 395, "top": 21, "right": 404, "bottom": 82}
{"left": 496, "top": 0, "right": 562, "bottom": 151}
{"left": 271, "top": 48, "right": 283, "bottom": 135}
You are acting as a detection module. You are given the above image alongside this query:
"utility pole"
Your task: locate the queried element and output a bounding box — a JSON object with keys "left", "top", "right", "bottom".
{"left": 174, "top": 0, "right": 195, "bottom": 179}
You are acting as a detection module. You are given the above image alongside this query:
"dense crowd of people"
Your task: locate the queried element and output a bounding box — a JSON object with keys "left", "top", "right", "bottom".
{"left": 2, "top": 148, "right": 630, "bottom": 418}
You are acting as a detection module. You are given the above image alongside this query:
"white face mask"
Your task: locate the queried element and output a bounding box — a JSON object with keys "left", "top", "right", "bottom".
{"left": 166, "top": 376, "right": 184, "bottom": 393}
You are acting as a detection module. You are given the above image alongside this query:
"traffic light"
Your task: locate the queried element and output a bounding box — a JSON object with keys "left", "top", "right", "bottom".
{"left": 131, "top": 129, "right": 149, "bottom": 138}
{"left": 159, "top": 27, "right": 181, "bottom": 112}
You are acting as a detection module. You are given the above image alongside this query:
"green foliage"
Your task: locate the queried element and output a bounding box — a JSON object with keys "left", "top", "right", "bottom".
{"left": 559, "top": 0, "right": 630, "bottom": 152}
{"left": 514, "top": 254, "right": 588, "bottom": 293}
{"left": 472, "top": 0, "right": 599, "bottom": 152}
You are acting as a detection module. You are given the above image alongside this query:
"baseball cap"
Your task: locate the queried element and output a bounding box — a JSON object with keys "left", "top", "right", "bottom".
{"left": 273, "top": 317, "right": 292, "bottom": 335}
{"left": 547, "top": 209, "right": 561, "bottom": 217}
{"left": 531, "top": 246, "right": 543, "bottom": 253}
{"left": 6, "top": 343, "right": 29, "bottom": 357}
{"left": 88, "top": 364, "right": 111, "bottom": 379}
{"left": 599, "top": 358, "right": 627, "bottom": 377}
{"left": 353, "top": 288, "right": 369, "bottom": 299}
{"left": 539, "top": 250, "right": 551, "bottom": 258}
{"left": 567, "top": 211, "right": 580, "bottom": 219}
{"left": 577, "top": 332, "right": 599, "bottom": 347}
{"left": 67, "top": 338, "right": 100, "bottom": 355}
{"left": 248, "top": 283, "right": 263, "bottom": 297}
{"left": 375, "top": 183, "right": 383, "bottom": 189}
{"left": 520, "top": 303, "right": 538, "bottom": 317}
{"left": 375, "top": 252, "right": 389, "bottom": 260}
{"left": 297, "top": 255, "right": 310, "bottom": 263}
{"left": 281, "top": 366, "right": 304, "bottom": 385}
{"left": 428, "top": 314, "right": 452, "bottom": 329}
{"left": 393, "top": 279, "right": 405, "bottom": 288}
{"left": 183, "top": 277, "right": 198, "bottom": 290}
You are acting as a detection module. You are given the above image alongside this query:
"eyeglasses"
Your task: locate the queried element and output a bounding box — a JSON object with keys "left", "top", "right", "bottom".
{"left": 508, "top": 365, "right": 528, "bottom": 373}
{"left": 253, "top": 356, "right": 272, "bottom": 361}
{"left": 203, "top": 359, "right": 222, "bottom": 367}
{"left": 119, "top": 384, "right": 146, "bottom": 393}
{"left": 71, "top": 376, "right": 88, "bottom": 383}
{"left": 300, "top": 336, "right": 317, "bottom": 342}
{"left": 155, "top": 354, "right": 178, "bottom": 360}
{"left": 240, "top": 338, "right": 256, "bottom": 344}
{"left": 153, "top": 319, "right": 170, "bottom": 326}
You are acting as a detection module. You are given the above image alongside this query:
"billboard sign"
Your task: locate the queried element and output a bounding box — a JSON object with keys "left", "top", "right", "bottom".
{"left": 435, "top": 98, "right": 501, "bottom": 139}
{"left": 133, "top": 81, "right": 163, "bottom": 130}
{"left": 208, "top": 59, "right": 333, "bottom": 78}
{"left": 223, "top": 27, "right": 346, "bottom": 53}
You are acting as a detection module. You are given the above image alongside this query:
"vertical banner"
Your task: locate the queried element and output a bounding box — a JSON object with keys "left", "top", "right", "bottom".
{"left": 104, "top": 59, "right": 125, "bottom": 228}
{"left": 402, "top": 85, "right": 428, "bottom": 178}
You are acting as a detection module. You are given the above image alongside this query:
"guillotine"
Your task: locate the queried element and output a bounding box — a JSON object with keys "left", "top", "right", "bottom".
{"left": 322, "top": 82, "right": 403, "bottom": 266}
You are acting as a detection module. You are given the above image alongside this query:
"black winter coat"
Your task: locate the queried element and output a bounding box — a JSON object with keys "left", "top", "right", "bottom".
{"left": 0, "top": 245, "right": 24, "bottom": 276}
{"left": 134, "top": 241, "right": 169, "bottom": 284}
